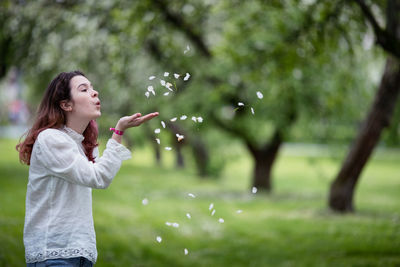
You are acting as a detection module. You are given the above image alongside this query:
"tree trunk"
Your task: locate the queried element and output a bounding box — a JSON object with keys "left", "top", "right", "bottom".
{"left": 329, "top": 57, "right": 400, "bottom": 212}
{"left": 329, "top": 0, "right": 400, "bottom": 212}
{"left": 167, "top": 122, "right": 210, "bottom": 176}
{"left": 191, "top": 138, "right": 209, "bottom": 177}
{"left": 247, "top": 130, "right": 282, "bottom": 192}
{"left": 174, "top": 137, "right": 185, "bottom": 168}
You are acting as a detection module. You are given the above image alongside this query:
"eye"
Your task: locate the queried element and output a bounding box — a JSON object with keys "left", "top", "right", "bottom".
{"left": 81, "top": 89, "right": 88, "bottom": 92}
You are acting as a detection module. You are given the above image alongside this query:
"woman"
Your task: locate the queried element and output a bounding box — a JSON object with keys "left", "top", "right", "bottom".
{"left": 17, "top": 71, "right": 158, "bottom": 266}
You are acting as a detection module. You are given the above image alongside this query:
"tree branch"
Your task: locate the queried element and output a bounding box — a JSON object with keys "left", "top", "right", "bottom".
{"left": 151, "top": 0, "right": 212, "bottom": 58}
{"left": 354, "top": 0, "right": 400, "bottom": 58}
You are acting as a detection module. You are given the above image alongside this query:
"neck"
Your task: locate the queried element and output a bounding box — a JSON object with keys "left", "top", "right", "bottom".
{"left": 65, "top": 118, "right": 89, "bottom": 134}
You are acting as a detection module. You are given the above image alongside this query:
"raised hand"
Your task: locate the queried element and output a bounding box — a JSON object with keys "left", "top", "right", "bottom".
{"left": 116, "top": 112, "right": 159, "bottom": 131}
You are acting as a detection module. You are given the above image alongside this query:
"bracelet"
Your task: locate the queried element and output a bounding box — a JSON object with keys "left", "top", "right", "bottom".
{"left": 110, "top": 127, "right": 124, "bottom": 136}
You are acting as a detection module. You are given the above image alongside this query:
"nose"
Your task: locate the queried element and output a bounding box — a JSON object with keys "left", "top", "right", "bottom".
{"left": 91, "top": 89, "right": 98, "bottom": 97}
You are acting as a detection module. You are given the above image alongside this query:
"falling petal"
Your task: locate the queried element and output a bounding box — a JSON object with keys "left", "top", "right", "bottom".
{"left": 184, "top": 248, "right": 189, "bottom": 255}
{"left": 184, "top": 73, "right": 190, "bottom": 81}
{"left": 186, "top": 213, "right": 191, "bottom": 219}
{"left": 172, "top": 222, "right": 180, "bottom": 228}
{"left": 174, "top": 73, "right": 180, "bottom": 79}
{"left": 164, "top": 72, "right": 169, "bottom": 77}
{"left": 252, "top": 187, "right": 258, "bottom": 194}
{"left": 188, "top": 193, "right": 196, "bottom": 198}
{"left": 218, "top": 218, "right": 224, "bottom": 223}
{"left": 191, "top": 116, "right": 197, "bottom": 122}
{"left": 238, "top": 102, "right": 244, "bottom": 106}
{"left": 209, "top": 203, "right": 214, "bottom": 210}
{"left": 161, "top": 121, "right": 166, "bottom": 128}
{"left": 180, "top": 115, "right": 187, "bottom": 120}
{"left": 211, "top": 209, "right": 216, "bottom": 216}
{"left": 184, "top": 45, "right": 190, "bottom": 54}
{"left": 256, "top": 91, "right": 263, "bottom": 99}
{"left": 165, "top": 147, "right": 172, "bottom": 151}
{"left": 142, "top": 198, "right": 149, "bottom": 205}
{"left": 156, "top": 138, "right": 160, "bottom": 145}
{"left": 147, "top": 85, "right": 154, "bottom": 91}
{"left": 154, "top": 128, "right": 161, "bottom": 134}
{"left": 164, "top": 92, "right": 170, "bottom": 96}
{"left": 251, "top": 107, "right": 255, "bottom": 115}
{"left": 156, "top": 236, "right": 162, "bottom": 243}
{"left": 165, "top": 222, "right": 172, "bottom": 226}
{"left": 160, "top": 80, "right": 166, "bottom": 86}
{"left": 166, "top": 82, "right": 173, "bottom": 91}
{"left": 197, "top": 117, "right": 203, "bottom": 123}
{"left": 178, "top": 135, "right": 184, "bottom": 142}
{"left": 145, "top": 92, "right": 150, "bottom": 98}
{"left": 170, "top": 117, "right": 177, "bottom": 122}
{"left": 149, "top": 76, "right": 156, "bottom": 80}
{"left": 236, "top": 210, "right": 243, "bottom": 214}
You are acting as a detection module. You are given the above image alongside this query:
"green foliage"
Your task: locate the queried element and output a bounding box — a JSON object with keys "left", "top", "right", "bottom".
{"left": 1, "top": 138, "right": 400, "bottom": 266}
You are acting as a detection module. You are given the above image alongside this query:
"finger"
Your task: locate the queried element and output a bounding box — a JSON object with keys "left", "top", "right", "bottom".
{"left": 128, "top": 113, "right": 142, "bottom": 121}
{"left": 140, "top": 112, "right": 159, "bottom": 121}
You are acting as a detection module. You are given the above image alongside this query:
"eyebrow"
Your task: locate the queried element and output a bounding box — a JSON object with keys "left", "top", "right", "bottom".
{"left": 77, "top": 83, "right": 92, "bottom": 89}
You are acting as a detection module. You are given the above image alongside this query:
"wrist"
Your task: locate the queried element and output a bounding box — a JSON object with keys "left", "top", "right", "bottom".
{"left": 110, "top": 127, "right": 124, "bottom": 136}
{"left": 115, "top": 121, "right": 126, "bottom": 132}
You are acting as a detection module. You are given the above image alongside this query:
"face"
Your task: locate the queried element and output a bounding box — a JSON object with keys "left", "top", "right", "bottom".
{"left": 65, "top": 75, "right": 101, "bottom": 121}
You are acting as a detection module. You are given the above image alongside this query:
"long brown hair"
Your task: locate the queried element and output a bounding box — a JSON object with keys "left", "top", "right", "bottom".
{"left": 16, "top": 71, "right": 98, "bottom": 165}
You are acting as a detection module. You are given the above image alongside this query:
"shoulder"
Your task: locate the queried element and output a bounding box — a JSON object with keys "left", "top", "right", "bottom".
{"left": 36, "top": 128, "right": 72, "bottom": 146}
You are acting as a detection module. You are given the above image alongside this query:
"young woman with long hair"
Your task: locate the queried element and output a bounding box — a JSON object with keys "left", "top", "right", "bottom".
{"left": 17, "top": 71, "right": 158, "bottom": 266}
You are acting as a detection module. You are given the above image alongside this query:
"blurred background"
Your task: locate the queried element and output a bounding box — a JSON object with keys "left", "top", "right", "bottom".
{"left": 1, "top": 0, "right": 399, "bottom": 266}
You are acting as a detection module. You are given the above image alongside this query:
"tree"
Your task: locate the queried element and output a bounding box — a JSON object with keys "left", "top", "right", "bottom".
{"left": 329, "top": 0, "right": 400, "bottom": 212}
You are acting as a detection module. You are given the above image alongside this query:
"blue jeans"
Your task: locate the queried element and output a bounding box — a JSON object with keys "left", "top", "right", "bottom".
{"left": 27, "top": 257, "right": 93, "bottom": 267}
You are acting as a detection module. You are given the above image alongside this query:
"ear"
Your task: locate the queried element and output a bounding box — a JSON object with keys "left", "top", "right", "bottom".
{"left": 60, "top": 100, "right": 73, "bottom": 112}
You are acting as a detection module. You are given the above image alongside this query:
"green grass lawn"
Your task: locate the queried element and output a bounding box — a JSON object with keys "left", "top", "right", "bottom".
{"left": 0, "top": 138, "right": 399, "bottom": 266}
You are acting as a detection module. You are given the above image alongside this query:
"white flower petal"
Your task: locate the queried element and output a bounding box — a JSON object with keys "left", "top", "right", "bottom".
{"left": 180, "top": 115, "right": 187, "bottom": 120}
{"left": 160, "top": 80, "right": 166, "bottom": 86}
{"left": 236, "top": 210, "right": 243, "bottom": 214}
{"left": 184, "top": 73, "right": 190, "bottom": 81}
{"left": 218, "top": 218, "right": 224, "bottom": 223}
{"left": 166, "top": 82, "right": 173, "bottom": 91}
{"left": 165, "top": 147, "right": 172, "bottom": 151}
{"left": 156, "top": 236, "right": 162, "bottom": 243}
{"left": 186, "top": 213, "right": 191, "bottom": 219}
{"left": 145, "top": 92, "right": 150, "bottom": 98}
{"left": 154, "top": 128, "right": 161, "bottom": 134}
{"left": 251, "top": 107, "right": 255, "bottom": 115}
{"left": 147, "top": 85, "right": 154, "bottom": 92}
{"left": 164, "top": 92, "right": 170, "bottom": 96}
{"left": 238, "top": 102, "right": 244, "bottom": 106}
{"left": 188, "top": 193, "right": 196, "bottom": 198}
{"left": 161, "top": 121, "right": 166, "bottom": 128}
{"left": 142, "top": 198, "right": 149, "bottom": 205}
{"left": 184, "top": 248, "right": 189, "bottom": 255}
{"left": 149, "top": 76, "right": 156, "bottom": 80}
{"left": 174, "top": 73, "right": 180, "bottom": 79}
{"left": 197, "top": 117, "right": 203, "bottom": 123}
{"left": 178, "top": 135, "right": 184, "bottom": 142}
{"left": 256, "top": 91, "right": 263, "bottom": 99}
{"left": 209, "top": 203, "right": 214, "bottom": 210}
{"left": 172, "top": 222, "right": 180, "bottom": 228}
{"left": 170, "top": 117, "right": 177, "bottom": 122}
{"left": 252, "top": 187, "right": 258, "bottom": 194}
{"left": 211, "top": 209, "right": 216, "bottom": 216}
{"left": 165, "top": 222, "right": 172, "bottom": 226}
{"left": 155, "top": 138, "right": 160, "bottom": 145}
{"left": 191, "top": 116, "right": 197, "bottom": 122}
{"left": 164, "top": 72, "right": 169, "bottom": 77}
{"left": 184, "top": 45, "right": 190, "bottom": 54}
